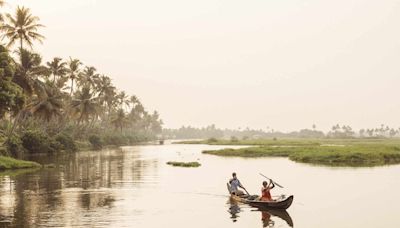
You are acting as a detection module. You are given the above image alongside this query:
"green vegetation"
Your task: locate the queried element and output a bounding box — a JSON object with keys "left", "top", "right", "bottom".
{"left": 89, "top": 134, "right": 103, "bottom": 150}
{"left": 166, "top": 161, "right": 201, "bottom": 167}
{"left": 165, "top": 123, "right": 400, "bottom": 140}
{"left": 0, "top": 4, "right": 163, "bottom": 159}
{"left": 178, "top": 138, "right": 321, "bottom": 146}
{"left": 0, "top": 156, "right": 40, "bottom": 170}
{"left": 203, "top": 142, "right": 400, "bottom": 167}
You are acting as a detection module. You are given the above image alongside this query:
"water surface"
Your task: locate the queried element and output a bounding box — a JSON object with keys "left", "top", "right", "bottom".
{"left": 0, "top": 142, "right": 399, "bottom": 227}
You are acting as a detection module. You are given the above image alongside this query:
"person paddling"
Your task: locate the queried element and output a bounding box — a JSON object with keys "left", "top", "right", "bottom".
{"left": 229, "top": 172, "right": 247, "bottom": 196}
{"left": 260, "top": 180, "right": 275, "bottom": 201}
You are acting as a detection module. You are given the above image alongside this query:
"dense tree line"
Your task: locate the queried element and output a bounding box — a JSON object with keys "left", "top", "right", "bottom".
{"left": 164, "top": 124, "right": 400, "bottom": 140}
{"left": 0, "top": 5, "right": 162, "bottom": 156}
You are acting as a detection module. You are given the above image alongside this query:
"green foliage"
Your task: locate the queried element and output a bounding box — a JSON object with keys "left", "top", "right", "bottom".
{"left": 230, "top": 136, "right": 239, "bottom": 142}
{"left": 55, "top": 133, "right": 77, "bottom": 152}
{"left": 102, "top": 132, "right": 150, "bottom": 146}
{"left": 0, "top": 45, "right": 25, "bottom": 118}
{"left": 166, "top": 161, "right": 201, "bottom": 167}
{"left": 178, "top": 138, "right": 320, "bottom": 146}
{"left": 5, "top": 135, "right": 24, "bottom": 157}
{"left": 88, "top": 134, "right": 103, "bottom": 150}
{"left": 207, "top": 137, "right": 218, "bottom": 143}
{"left": 21, "top": 130, "right": 55, "bottom": 154}
{"left": 0, "top": 156, "right": 40, "bottom": 170}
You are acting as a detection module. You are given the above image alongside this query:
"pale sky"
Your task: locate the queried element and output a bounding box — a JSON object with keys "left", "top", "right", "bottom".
{"left": 6, "top": 0, "right": 400, "bottom": 131}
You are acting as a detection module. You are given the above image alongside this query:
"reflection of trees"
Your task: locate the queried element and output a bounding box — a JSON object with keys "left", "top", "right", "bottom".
{"left": 0, "top": 147, "right": 158, "bottom": 227}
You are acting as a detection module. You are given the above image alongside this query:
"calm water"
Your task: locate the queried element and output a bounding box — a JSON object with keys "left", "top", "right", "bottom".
{"left": 1, "top": 141, "right": 400, "bottom": 228}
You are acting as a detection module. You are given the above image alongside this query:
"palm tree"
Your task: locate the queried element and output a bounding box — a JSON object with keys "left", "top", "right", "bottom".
{"left": 67, "top": 58, "right": 81, "bottom": 95}
{"left": 129, "top": 95, "right": 139, "bottom": 109}
{"left": 96, "top": 75, "right": 116, "bottom": 115}
{"left": 13, "top": 48, "right": 47, "bottom": 97}
{"left": 78, "top": 66, "right": 99, "bottom": 89}
{"left": 0, "top": 6, "right": 45, "bottom": 49}
{"left": 70, "top": 86, "right": 99, "bottom": 124}
{"left": 0, "top": 1, "right": 5, "bottom": 21}
{"left": 28, "top": 83, "right": 63, "bottom": 121}
{"left": 116, "top": 91, "right": 129, "bottom": 110}
{"left": 111, "top": 109, "right": 129, "bottom": 132}
{"left": 46, "top": 57, "right": 67, "bottom": 83}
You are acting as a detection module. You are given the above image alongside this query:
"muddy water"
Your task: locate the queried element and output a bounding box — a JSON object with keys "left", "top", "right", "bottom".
{"left": 0, "top": 141, "right": 399, "bottom": 227}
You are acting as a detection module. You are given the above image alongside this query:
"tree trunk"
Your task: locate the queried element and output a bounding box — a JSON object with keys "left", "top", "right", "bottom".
{"left": 70, "top": 79, "right": 74, "bottom": 95}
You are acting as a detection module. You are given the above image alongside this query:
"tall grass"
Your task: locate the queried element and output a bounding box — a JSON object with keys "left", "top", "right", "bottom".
{"left": 203, "top": 144, "right": 400, "bottom": 167}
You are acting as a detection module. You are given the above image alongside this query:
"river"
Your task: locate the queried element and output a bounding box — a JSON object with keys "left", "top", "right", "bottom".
{"left": 0, "top": 141, "right": 399, "bottom": 227}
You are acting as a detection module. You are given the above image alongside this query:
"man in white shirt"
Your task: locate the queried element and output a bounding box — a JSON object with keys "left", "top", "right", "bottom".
{"left": 229, "top": 172, "right": 247, "bottom": 196}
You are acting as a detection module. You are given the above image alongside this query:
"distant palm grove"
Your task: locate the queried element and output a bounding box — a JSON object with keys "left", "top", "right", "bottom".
{"left": 0, "top": 5, "right": 163, "bottom": 157}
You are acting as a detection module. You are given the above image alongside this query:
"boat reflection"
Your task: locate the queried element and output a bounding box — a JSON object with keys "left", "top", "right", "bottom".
{"left": 227, "top": 198, "right": 293, "bottom": 227}
{"left": 228, "top": 198, "right": 241, "bottom": 222}
{"left": 258, "top": 208, "right": 293, "bottom": 227}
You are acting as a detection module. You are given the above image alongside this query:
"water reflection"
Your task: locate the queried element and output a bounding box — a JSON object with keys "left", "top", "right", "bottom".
{"left": 228, "top": 198, "right": 241, "bottom": 222}
{"left": 1, "top": 143, "right": 400, "bottom": 228}
{"left": 259, "top": 209, "right": 293, "bottom": 227}
{"left": 227, "top": 199, "right": 294, "bottom": 227}
{"left": 0, "top": 148, "right": 157, "bottom": 227}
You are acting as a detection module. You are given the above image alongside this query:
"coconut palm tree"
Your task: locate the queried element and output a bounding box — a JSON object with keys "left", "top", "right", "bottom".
{"left": 70, "top": 86, "right": 99, "bottom": 124}
{"left": 129, "top": 95, "right": 139, "bottom": 109}
{"left": 78, "top": 66, "right": 99, "bottom": 89}
{"left": 111, "top": 109, "right": 129, "bottom": 132}
{"left": 116, "top": 91, "right": 129, "bottom": 110}
{"left": 28, "top": 83, "right": 63, "bottom": 121}
{"left": 67, "top": 58, "right": 81, "bottom": 95}
{"left": 0, "top": 6, "right": 45, "bottom": 49}
{"left": 96, "top": 75, "right": 116, "bottom": 115}
{"left": 46, "top": 57, "right": 67, "bottom": 84}
{"left": 13, "top": 48, "right": 48, "bottom": 97}
{"left": 0, "top": 1, "right": 5, "bottom": 21}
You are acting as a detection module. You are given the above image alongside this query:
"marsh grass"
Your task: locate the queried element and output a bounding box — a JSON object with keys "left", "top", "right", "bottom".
{"left": 202, "top": 142, "right": 400, "bottom": 167}
{"left": 166, "top": 161, "right": 201, "bottom": 167}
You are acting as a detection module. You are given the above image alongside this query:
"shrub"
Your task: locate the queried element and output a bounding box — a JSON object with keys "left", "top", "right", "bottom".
{"left": 207, "top": 137, "right": 218, "bottom": 143}
{"left": 55, "top": 133, "right": 77, "bottom": 152}
{"left": 5, "top": 135, "right": 24, "bottom": 157}
{"left": 21, "top": 130, "right": 52, "bottom": 154}
{"left": 89, "top": 134, "right": 103, "bottom": 150}
{"left": 230, "top": 136, "right": 239, "bottom": 142}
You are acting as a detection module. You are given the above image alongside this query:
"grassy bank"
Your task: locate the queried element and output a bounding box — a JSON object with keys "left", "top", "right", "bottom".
{"left": 201, "top": 139, "right": 400, "bottom": 167}
{"left": 166, "top": 161, "right": 201, "bottom": 167}
{"left": 0, "top": 156, "right": 41, "bottom": 170}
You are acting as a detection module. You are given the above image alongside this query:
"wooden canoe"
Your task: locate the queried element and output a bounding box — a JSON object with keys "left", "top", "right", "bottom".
{"left": 227, "top": 183, "right": 294, "bottom": 210}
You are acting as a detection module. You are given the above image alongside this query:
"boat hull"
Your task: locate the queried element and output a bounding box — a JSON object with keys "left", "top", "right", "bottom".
{"left": 227, "top": 183, "right": 293, "bottom": 210}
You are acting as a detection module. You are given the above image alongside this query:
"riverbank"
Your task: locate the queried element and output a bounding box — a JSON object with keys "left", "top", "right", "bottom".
{"left": 0, "top": 131, "right": 156, "bottom": 171}
{"left": 0, "top": 156, "right": 41, "bottom": 170}
{"left": 184, "top": 138, "right": 400, "bottom": 167}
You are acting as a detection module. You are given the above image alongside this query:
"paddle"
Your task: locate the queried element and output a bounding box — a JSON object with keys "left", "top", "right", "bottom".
{"left": 259, "top": 173, "right": 284, "bottom": 188}
{"left": 243, "top": 187, "right": 250, "bottom": 196}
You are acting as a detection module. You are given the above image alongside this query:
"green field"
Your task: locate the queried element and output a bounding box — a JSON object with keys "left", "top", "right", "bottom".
{"left": 196, "top": 138, "right": 400, "bottom": 167}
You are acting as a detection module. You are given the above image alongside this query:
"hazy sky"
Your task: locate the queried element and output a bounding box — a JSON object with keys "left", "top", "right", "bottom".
{"left": 7, "top": 0, "right": 400, "bottom": 131}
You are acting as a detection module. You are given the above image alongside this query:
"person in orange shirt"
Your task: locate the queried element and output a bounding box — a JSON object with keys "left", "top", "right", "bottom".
{"left": 260, "top": 180, "right": 275, "bottom": 201}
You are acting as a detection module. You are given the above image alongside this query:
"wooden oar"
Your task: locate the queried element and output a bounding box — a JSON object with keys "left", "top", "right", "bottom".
{"left": 259, "top": 173, "right": 284, "bottom": 188}
{"left": 243, "top": 188, "right": 250, "bottom": 196}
